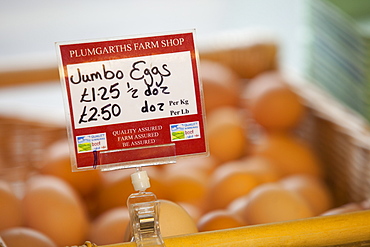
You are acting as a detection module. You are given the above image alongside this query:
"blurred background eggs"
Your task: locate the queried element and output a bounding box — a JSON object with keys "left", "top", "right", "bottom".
{"left": 242, "top": 72, "right": 305, "bottom": 131}
{"left": 88, "top": 207, "right": 130, "bottom": 245}
{"left": 206, "top": 161, "right": 260, "bottom": 210}
{"left": 251, "top": 132, "right": 323, "bottom": 177}
{"left": 200, "top": 60, "right": 241, "bottom": 113}
{"left": 0, "top": 227, "right": 57, "bottom": 247}
{"left": 123, "top": 199, "right": 199, "bottom": 242}
{"left": 157, "top": 199, "right": 199, "bottom": 237}
{"left": 1, "top": 18, "right": 364, "bottom": 245}
{"left": 22, "top": 175, "right": 89, "bottom": 247}
{"left": 0, "top": 180, "right": 23, "bottom": 231}
{"left": 0, "top": 59, "right": 346, "bottom": 246}
{"left": 197, "top": 209, "right": 245, "bottom": 232}
{"left": 207, "top": 106, "right": 249, "bottom": 163}
{"left": 279, "top": 174, "right": 334, "bottom": 215}
{"left": 240, "top": 183, "right": 314, "bottom": 225}
{"left": 38, "top": 139, "right": 102, "bottom": 198}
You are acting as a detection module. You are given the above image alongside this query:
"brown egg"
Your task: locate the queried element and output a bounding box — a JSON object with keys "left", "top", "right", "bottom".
{"left": 207, "top": 107, "right": 249, "bottom": 163}
{"left": 206, "top": 161, "right": 259, "bottom": 211}
{"left": 200, "top": 60, "right": 241, "bottom": 113}
{"left": 22, "top": 175, "right": 89, "bottom": 247}
{"left": 242, "top": 183, "right": 314, "bottom": 225}
{"left": 0, "top": 180, "right": 23, "bottom": 231}
{"left": 0, "top": 227, "right": 57, "bottom": 247}
{"left": 280, "top": 174, "right": 334, "bottom": 215}
{"left": 88, "top": 207, "right": 130, "bottom": 245}
{"left": 243, "top": 71, "right": 305, "bottom": 131}
{"left": 206, "top": 156, "right": 281, "bottom": 211}
{"left": 252, "top": 132, "right": 323, "bottom": 177}
{"left": 158, "top": 200, "right": 198, "bottom": 237}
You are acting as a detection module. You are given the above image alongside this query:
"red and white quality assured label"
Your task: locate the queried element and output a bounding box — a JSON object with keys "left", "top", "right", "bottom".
{"left": 56, "top": 30, "right": 207, "bottom": 170}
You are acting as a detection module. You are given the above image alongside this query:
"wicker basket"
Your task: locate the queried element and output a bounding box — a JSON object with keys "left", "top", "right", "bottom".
{"left": 0, "top": 32, "right": 369, "bottom": 246}
{"left": 287, "top": 72, "right": 370, "bottom": 206}
{"left": 0, "top": 116, "right": 67, "bottom": 183}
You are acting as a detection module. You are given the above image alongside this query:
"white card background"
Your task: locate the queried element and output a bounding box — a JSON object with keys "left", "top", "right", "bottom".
{"left": 67, "top": 51, "right": 197, "bottom": 129}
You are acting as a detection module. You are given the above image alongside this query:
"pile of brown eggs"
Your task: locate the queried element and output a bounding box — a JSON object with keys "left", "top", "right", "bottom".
{"left": 1, "top": 58, "right": 369, "bottom": 247}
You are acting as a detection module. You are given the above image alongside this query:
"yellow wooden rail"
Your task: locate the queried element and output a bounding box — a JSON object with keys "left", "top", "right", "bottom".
{"left": 95, "top": 210, "right": 370, "bottom": 247}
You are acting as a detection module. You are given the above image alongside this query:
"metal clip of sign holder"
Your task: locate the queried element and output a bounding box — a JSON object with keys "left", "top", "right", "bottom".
{"left": 128, "top": 190, "right": 164, "bottom": 246}
{"left": 127, "top": 167, "right": 167, "bottom": 247}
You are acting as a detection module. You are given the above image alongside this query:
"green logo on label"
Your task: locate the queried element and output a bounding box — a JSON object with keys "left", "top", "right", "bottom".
{"left": 78, "top": 143, "right": 92, "bottom": 152}
{"left": 171, "top": 131, "right": 185, "bottom": 140}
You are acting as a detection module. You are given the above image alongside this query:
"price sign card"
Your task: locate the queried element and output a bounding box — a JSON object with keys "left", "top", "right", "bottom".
{"left": 56, "top": 30, "right": 208, "bottom": 171}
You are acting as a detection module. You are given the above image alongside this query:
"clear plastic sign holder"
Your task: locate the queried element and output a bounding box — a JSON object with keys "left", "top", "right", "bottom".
{"left": 56, "top": 30, "right": 207, "bottom": 246}
{"left": 97, "top": 144, "right": 176, "bottom": 247}
{"left": 93, "top": 144, "right": 177, "bottom": 245}
{"left": 99, "top": 145, "right": 175, "bottom": 246}
{"left": 128, "top": 167, "right": 165, "bottom": 247}
{"left": 96, "top": 143, "right": 177, "bottom": 171}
